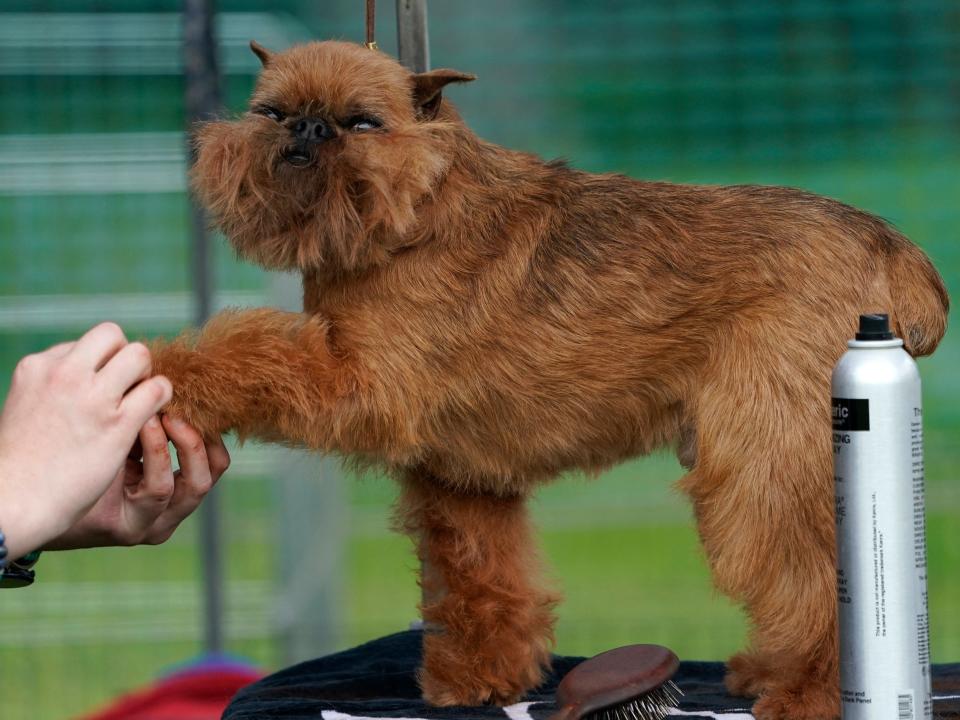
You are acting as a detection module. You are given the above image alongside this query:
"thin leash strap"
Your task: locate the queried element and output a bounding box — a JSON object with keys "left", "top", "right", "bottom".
{"left": 366, "top": 0, "right": 378, "bottom": 50}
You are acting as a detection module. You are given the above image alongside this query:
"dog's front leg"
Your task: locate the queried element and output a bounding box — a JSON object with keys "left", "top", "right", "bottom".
{"left": 149, "top": 307, "right": 363, "bottom": 448}
{"left": 395, "top": 467, "right": 560, "bottom": 706}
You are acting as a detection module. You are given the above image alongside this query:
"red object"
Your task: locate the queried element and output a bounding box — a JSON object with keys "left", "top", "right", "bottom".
{"left": 79, "top": 662, "right": 264, "bottom": 720}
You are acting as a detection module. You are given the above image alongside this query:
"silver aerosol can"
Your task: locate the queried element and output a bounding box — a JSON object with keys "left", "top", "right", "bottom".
{"left": 833, "top": 313, "right": 931, "bottom": 720}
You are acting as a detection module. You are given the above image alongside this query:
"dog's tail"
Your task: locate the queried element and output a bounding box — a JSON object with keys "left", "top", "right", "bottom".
{"left": 881, "top": 227, "right": 949, "bottom": 357}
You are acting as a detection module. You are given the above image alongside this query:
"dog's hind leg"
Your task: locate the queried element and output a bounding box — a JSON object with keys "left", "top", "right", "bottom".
{"left": 679, "top": 326, "right": 840, "bottom": 720}
{"left": 395, "top": 468, "right": 559, "bottom": 706}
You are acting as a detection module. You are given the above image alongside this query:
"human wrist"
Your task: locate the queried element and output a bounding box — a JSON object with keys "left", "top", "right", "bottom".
{"left": 0, "top": 495, "right": 46, "bottom": 559}
{"left": 0, "top": 460, "right": 66, "bottom": 558}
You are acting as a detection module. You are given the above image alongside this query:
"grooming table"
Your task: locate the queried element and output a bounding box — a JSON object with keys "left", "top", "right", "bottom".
{"left": 224, "top": 630, "right": 960, "bottom": 720}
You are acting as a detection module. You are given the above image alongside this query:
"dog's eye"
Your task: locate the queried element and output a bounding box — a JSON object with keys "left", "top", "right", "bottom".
{"left": 348, "top": 116, "right": 383, "bottom": 132}
{"left": 254, "top": 106, "right": 284, "bottom": 122}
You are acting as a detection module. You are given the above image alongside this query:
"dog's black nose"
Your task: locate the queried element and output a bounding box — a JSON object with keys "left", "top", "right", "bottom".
{"left": 292, "top": 117, "right": 334, "bottom": 143}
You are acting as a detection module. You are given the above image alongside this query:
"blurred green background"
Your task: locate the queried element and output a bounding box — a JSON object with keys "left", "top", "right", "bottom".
{"left": 0, "top": 1, "right": 957, "bottom": 718}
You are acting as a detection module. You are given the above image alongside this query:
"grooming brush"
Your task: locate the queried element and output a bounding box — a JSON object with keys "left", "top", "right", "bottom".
{"left": 549, "top": 644, "right": 682, "bottom": 720}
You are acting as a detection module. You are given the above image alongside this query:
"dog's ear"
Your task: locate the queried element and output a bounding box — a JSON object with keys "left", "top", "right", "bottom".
{"left": 249, "top": 40, "right": 275, "bottom": 67}
{"left": 412, "top": 69, "right": 476, "bottom": 120}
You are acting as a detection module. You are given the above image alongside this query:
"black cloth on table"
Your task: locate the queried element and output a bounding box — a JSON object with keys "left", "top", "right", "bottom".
{"left": 224, "top": 629, "right": 960, "bottom": 720}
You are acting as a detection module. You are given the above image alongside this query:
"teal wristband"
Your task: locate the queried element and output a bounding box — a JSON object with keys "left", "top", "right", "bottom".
{"left": 0, "top": 550, "right": 40, "bottom": 589}
{"left": 16, "top": 550, "right": 41, "bottom": 568}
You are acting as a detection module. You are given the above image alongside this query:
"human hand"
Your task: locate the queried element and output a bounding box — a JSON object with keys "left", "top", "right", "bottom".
{"left": 0, "top": 324, "right": 172, "bottom": 558}
{"left": 45, "top": 415, "right": 230, "bottom": 550}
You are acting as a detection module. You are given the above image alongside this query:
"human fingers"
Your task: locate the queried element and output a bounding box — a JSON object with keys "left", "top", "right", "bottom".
{"left": 97, "top": 341, "right": 152, "bottom": 400}
{"left": 127, "top": 436, "right": 145, "bottom": 462}
{"left": 67, "top": 322, "right": 128, "bottom": 371}
{"left": 122, "top": 417, "right": 175, "bottom": 539}
{"left": 125, "top": 438, "right": 146, "bottom": 488}
{"left": 146, "top": 417, "right": 221, "bottom": 544}
{"left": 41, "top": 341, "right": 76, "bottom": 360}
{"left": 8, "top": 342, "right": 75, "bottom": 389}
{"left": 205, "top": 435, "right": 231, "bottom": 484}
{"left": 165, "top": 421, "right": 230, "bottom": 485}
{"left": 118, "top": 375, "right": 173, "bottom": 433}
{"left": 162, "top": 415, "right": 216, "bottom": 499}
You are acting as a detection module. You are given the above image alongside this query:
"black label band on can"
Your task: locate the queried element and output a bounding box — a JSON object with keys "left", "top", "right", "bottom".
{"left": 832, "top": 398, "right": 870, "bottom": 431}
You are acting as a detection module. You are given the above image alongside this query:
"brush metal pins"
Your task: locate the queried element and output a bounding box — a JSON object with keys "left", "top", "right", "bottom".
{"left": 586, "top": 680, "right": 681, "bottom": 720}
{"left": 550, "top": 644, "right": 682, "bottom": 720}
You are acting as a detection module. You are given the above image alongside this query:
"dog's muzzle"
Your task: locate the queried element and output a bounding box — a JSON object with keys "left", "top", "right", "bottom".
{"left": 282, "top": 145, "right": 313, "bottom": 167}
{"left": 282, "top": 116, "right": 334, "bottom": 167}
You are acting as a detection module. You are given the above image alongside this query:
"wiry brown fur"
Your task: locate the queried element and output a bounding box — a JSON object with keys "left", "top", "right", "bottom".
{"left": 152, "top": 40, "right": 950, "bottom": 719}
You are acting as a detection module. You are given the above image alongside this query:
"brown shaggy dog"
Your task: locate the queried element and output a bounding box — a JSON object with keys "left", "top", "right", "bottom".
{"left": 151, "top": 40, "right": 949, "bottom": 720}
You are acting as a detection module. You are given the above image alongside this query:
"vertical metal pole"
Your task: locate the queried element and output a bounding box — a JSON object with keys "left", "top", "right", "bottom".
{"left": 183, "top": 0, "right": 224, "bottom": 655}
{"left": 271, "top": 272, "right": 345, "bottom": 664}
{"left": 396, "top": 0, "right": 430, "bottom": 72}
{"left": 396, "top": 0, "right": 436, "bottom": 624}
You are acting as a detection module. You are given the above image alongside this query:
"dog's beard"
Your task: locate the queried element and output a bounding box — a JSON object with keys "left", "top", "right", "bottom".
{"left": 190, "top": 118, "right": 454, "bottom": 275}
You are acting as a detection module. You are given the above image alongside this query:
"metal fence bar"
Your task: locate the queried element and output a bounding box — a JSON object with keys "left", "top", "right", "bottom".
{"left": 183, "top": 0, "right": 225, "bottom": 656}
{"left": 269, "top": 271, "right": 345, "bottom": 665}
{"left": 395, "top": 0, "right": 434, "bottom": 624}
{"left": 396, "top": 0, "right": 429, "bottom": 72}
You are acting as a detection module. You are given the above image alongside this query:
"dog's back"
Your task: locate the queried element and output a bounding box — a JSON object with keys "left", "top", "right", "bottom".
{"left": 536, "top": 175, "right": 948, "bottom": 362}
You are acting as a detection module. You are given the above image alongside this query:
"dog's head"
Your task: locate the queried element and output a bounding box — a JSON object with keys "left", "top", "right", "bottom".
{"left": 191, "top": 40, "right": 474, "bottom": 273}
